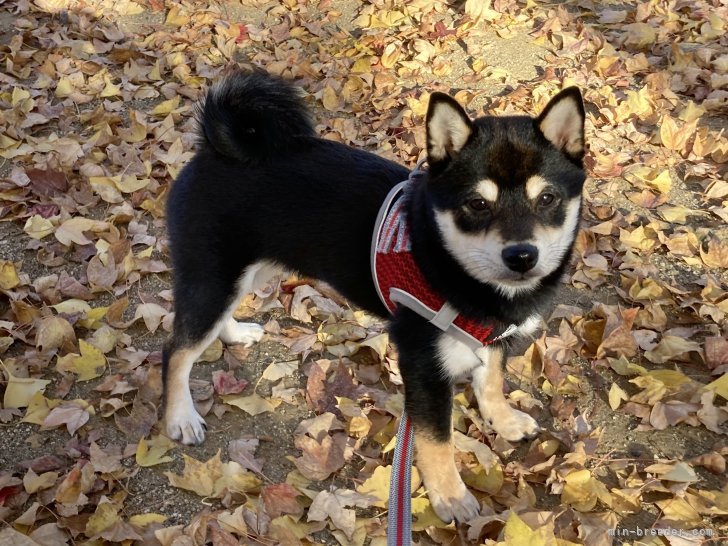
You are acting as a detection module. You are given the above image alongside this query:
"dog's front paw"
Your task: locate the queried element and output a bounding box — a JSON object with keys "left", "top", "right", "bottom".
{"left": 489, "top": 407, "right": 540, "bottom": 442}
{"left": 219, "top": 320, "right": 265, "bottom": 347}
{"left": 427, "top": 480, "right": 480, "bottom": 524}
{"left": 166, "top": 405, "right": 207, "bottom": 445}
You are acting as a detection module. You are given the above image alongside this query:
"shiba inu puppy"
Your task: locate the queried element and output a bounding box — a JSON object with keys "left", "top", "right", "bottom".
{"left": 163, "top": 69, "right": 586, "bottom": 523}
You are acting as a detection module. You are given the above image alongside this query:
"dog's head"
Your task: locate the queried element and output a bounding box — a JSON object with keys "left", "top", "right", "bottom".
{"left": 425, "top": 88, "right": 586, "bottom": 299}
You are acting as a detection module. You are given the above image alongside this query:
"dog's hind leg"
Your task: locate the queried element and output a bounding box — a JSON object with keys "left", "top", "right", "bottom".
{"left": 218, "top": 261, "right": 282, "bottom": 346}
{"left": 163, "top": 281, "right": 238, "bottom": 445}
{"left": 164, "top": 260, "right": 281, "bottom": 445}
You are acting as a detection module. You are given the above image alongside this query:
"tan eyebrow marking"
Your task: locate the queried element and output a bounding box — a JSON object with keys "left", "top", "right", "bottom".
{"left": 475, "top": 179, "right": 498, "bottom": 202}
{"left": 525, "top": 175, "right": 549, "bottom": 201}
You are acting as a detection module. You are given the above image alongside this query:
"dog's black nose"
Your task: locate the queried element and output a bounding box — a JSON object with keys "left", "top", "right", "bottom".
{"left": 502, "top": 244, "right": 539, "bottom": 273}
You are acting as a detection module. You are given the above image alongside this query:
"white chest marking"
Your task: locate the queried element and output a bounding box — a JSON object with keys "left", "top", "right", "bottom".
{"left": 436, "top": 314, "right": 543, "bottom": 380}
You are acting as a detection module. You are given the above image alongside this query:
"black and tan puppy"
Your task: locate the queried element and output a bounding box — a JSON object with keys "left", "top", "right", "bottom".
{"left": 163, "top": 70, "right": 586, "bottom": 523}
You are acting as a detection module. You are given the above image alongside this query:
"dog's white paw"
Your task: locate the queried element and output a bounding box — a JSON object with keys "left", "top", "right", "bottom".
{"left": 219, "top": 320, "right": 264, "bottom": 347}
{"left": 427, "top": 480, "right": 480, "bottom": 524}
{"left": 166, "top": 403, "right": 207, "bottom": 445}
{"left": 490, "top": 407, "right": 540, "bottom": 442}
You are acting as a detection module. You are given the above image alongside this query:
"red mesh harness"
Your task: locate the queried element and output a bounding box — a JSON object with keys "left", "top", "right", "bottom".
{"left": 371, "top": 166, "right": 517, "bottom": 350}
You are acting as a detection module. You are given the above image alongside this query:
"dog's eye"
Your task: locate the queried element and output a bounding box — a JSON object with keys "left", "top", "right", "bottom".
{"left": 468, "top": 198, "right": 488, "bottom": 211}
{"left": 538, "top": 193, "right": 557, "bottom": 207}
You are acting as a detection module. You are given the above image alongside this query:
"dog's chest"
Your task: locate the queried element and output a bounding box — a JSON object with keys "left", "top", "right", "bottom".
{"left": 436, "top": 314, "right": 541, "bottom": 380}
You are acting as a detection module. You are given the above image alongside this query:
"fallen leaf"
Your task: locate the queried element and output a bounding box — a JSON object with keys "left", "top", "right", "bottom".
{"left": 261, "top": 483, "right": 304, "bottom": 518}
{"left": 561, "top": 469, "right": 612, "bottom": 512}
{"left": 222, "top": 393, "right": 276, "bottom": 416}
{"left": 2, "top": 362, "right": 51, "bottom": 409}
{"left": 136, "top": 435, "right": 176, "bottom": 467}
{"left": 43, "top": 400, "right": 92, "bottom": 436}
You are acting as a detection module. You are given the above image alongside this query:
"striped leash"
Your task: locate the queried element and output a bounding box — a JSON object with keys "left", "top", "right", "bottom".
{"left": 388, "top": 411, "right": 413, "bottom": 546}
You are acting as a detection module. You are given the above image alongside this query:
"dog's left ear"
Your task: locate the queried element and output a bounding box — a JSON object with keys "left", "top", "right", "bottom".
{"left": 426, "top": 93, "right": 473, "bottom": 166}
{"left": 536, "top": 87, "right": 585, "bottom": 161}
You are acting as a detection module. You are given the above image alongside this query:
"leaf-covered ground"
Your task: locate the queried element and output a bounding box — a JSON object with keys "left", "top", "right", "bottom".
{"left": 1, "top": 0, "right": 727, "bottom": 544}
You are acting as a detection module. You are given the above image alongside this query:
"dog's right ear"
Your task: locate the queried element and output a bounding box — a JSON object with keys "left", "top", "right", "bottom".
{"left": 426, "top": 93, "right": 473, "bottom": 167}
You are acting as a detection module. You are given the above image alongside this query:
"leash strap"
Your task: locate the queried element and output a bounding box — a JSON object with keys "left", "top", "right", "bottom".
{"left": 388, "top": 411, "right": 413, "bottom": 546}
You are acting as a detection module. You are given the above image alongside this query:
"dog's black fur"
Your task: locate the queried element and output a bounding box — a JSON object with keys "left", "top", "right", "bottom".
{"left": 164, "top": 69, "right": 586, "bottom": 523}
{"left": 166, "top": 72, "right": 407, "bottom": 350}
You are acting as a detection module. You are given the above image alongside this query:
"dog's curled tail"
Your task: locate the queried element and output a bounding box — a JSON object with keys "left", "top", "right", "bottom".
{"left": 198, "top": 69, "right": 315, "bottom": 162}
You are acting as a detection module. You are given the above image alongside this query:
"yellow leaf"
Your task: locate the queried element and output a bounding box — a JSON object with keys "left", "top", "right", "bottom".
{"left": 621, "top": 87, "right": 654, "bottom": 121}
{"left": 628, "top": 277, "right": 664, "bottom": 301}
{"left": 0, "top": 260, "right": 20, "bottom": 290}
{"left": 502, "top": 511, "right": 552, "bottom": 546}
{"left": 54, "top": 217, "right": 109, "bottom": 246}
{"left": 151, "top": 96, "right": 181, "bottom": 116}
{"left": 657, "top": 205, "right": 693, "bottom": 224}
{"left": 99, "top": 75, "right": 121, "bottom": 98}
{"left": 608, "top": 383, "right": 629, "bottom": 410}
{"left": 561, "top": 469, "right": 611, "bottom": 512}
{"left": 660, "top": 115, "right": 693, "bottom": 152}
{"left": 646, "top": 369, "right": 692, "bottom": 390}
{"left": 351, "top": 57, "right": 372, "bottom": 73}
{"left": 148, "top": 60, "right": 163, "bottom": 81}
{"left": 214, "top": 461, "right": 261, "bottom": 496}
{"left": 21, "top": 391, "right": 60, "bottom": 424}
{"left": 619, "top": 226, "right": 658, "bottom": 253}
{"left": 262, "top": 360, "right": 298, "bottom": 381}
{"left": 23, "top": 469, "right": 59, "bottom": 493}
{"left": 656, "top": 497, "right": 702, "bottom": 524}
{"left": 136, "top": 435, "right": 175, "bottom": 467}
{"left": 464, "top": 462, "right": 504, "bottom": 494}
{"left": 216, "top": 505, "right": 247, "bottom": 535}
{"left": 111, "top": 175, "right": 150, "bottom": 194}
{"left": 611, "top": 487, "right": 642, "bottom": 515}
{"left": 322, "top": 85, "right": 341, "bottom": 112}
{"left": 55, "top": 78, "right": 75, "bottom": 98}
{"left": 165, "top": 451, "right": 220, "bottom": 497}
{"left": 359, "top": 333, "right": 389, "bottom": 361}
{"left": 705, "top": 373, "right": 728, "bottom": 400}
{"left": 472, "top": 58, "right": 487, "bottom": 74}
{"left": 380, "top": 43, "right": 401, "bottom": 69}
{"left": 51, "top": 299, "right": 92, "bottom": 315}
{"left": 165, "top": 450, "right": 261, "bottom": 499}
{"left": 89, "top": 177, "right": 124, "bottom": 203}
{"left": 678, "top": 101, "right": 706, "bottom": 123}
{"left": 630, "top": 376, "right": 668, "bottom": 408}
{"left": 165, "top": 5, "right": 188, "bottom": 26}
{"left": 624, "top": 166, "right": 672, "bottom": 194}
{"left": 68, "top": 340, "right": 107, "bottom": 381}
{"left": 86, "top": 499, "right": 123, "bottom": 537}
{"left": 453, "top": 430, "right": 498, "bottom": 470}
{"left": 23, "top": 215, "right": 55, "bottom": 239}
{"left": 644, "top": 336, "right": 701, "bottom": 364}
{"left": 357, "top": 465, "right": 419, "bottom": 508}
{"left": 465, "top": 0, "right": 500, "bottom": 22}
{"left": 623, "top": 22, "right": 657, "bottom": 49}
{"left": 405, "top": 94, "right": 429, "bottom": 117}
{"left": 540, "top": 439, "right": 559, "bottom": 457}
{"left": 79, "top": 306, "right": 108, "bottom": 330}
{"left": 129, "top": 513, "right": 168, "bottom": 527}
{"left": 11, "top": 86, "right": 31, "bottom": 106}
{"left": 222, "top": 393, "right": 277, "bottom": 415}
{"left": 0, "top": 361, "right": 50, "bottom": 408}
